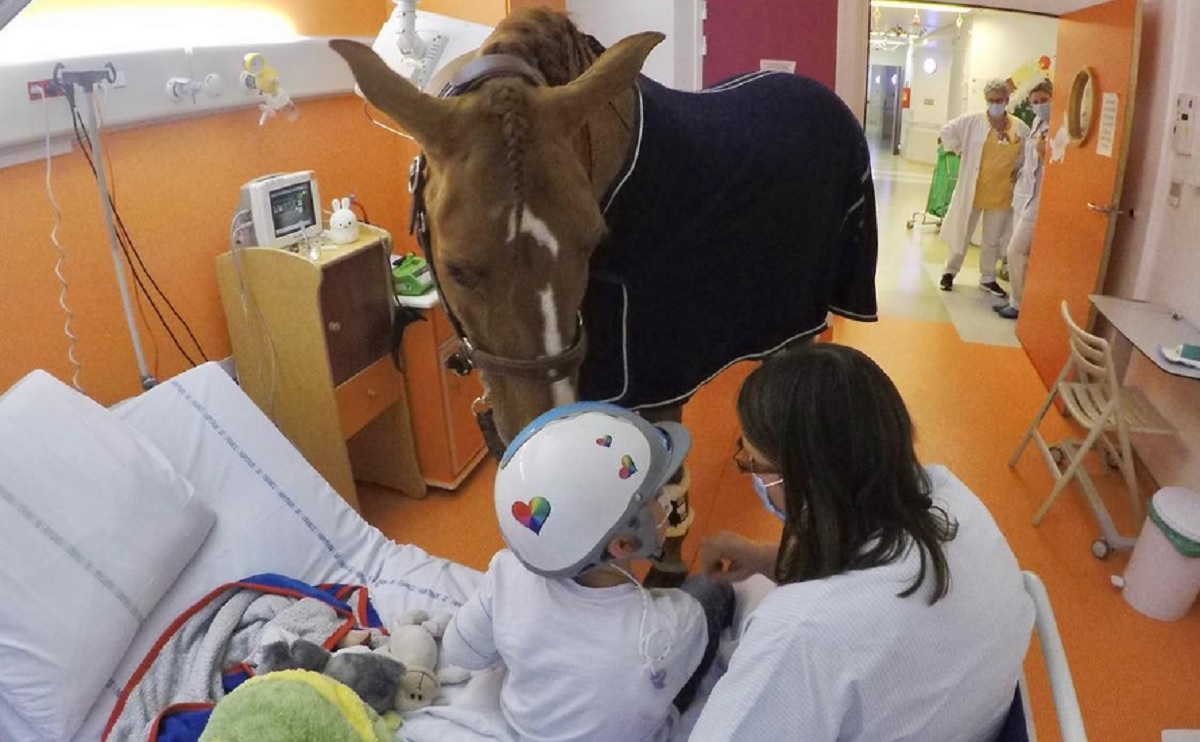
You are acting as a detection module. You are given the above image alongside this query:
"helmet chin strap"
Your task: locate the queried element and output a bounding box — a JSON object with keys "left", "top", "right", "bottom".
{"left": 608, "top": 563, "right": 672, "bottom": 690}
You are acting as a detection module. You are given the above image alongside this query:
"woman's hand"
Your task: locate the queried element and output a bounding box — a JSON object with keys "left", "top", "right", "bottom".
{"left": 698, "top": 531, "right": 776, "bottom": 583}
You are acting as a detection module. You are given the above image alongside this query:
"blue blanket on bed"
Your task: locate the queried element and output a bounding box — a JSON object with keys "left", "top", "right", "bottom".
{"left": 103, "top": 574, "right": 385, "bottom": 742}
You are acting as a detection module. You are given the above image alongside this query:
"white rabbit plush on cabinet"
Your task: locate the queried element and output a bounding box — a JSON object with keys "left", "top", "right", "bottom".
{"left": 327, "top": 197, "right": 361, "bottom": 245}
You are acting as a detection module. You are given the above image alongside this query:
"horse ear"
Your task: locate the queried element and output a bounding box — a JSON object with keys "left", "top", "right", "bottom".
{"left": 329, "top": 39, "right": 453, "bottom": 148}
{"left": 540, "top": 31, "right": 664, "bottom": 132}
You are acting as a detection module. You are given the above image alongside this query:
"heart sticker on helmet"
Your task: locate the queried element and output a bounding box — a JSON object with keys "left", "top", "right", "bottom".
{"left": 512, "top": 496, "right": 552, "bottom": 534}
{"left": 619, "top": 455, "right": 638, "bottom": 480}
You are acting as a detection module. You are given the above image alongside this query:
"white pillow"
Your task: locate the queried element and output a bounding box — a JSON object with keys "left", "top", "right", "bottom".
{"left": 0, "top": 371, "right": 216, "bottom": 742}
{"left": 68, "top": 363, "right": 482, "bottom": 742}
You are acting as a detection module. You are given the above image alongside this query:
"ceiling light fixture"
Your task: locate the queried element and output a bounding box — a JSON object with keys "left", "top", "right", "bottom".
{"left": 870, "top": 1, "right": 975, "bottom": 14}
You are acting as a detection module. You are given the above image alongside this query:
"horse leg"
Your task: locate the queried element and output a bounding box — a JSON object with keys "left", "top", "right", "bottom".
{"left": 640, "top": 404, "right": 692, "bottom": 589}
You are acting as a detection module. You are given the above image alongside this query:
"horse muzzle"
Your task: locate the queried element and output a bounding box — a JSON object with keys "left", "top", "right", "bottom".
{"left": 447, "top": 316, "right": 588, "bottom": 461}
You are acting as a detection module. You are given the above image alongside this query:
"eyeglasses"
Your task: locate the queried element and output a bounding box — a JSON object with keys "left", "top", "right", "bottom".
{"left": 732, "top": 437, "right": 778, "bottom": 476}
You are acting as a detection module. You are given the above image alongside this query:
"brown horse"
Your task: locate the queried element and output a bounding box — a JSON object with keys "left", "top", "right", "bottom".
{"left": 331, "top": 9, "right": 878, "bottom": 580}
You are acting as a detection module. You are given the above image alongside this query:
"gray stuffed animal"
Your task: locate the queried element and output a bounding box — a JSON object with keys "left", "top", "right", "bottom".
{"left": 255, "top": 638, "right": 405, "bottom": 716}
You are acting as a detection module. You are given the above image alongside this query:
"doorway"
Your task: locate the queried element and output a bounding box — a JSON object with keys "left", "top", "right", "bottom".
{"left": 866, "top": 63, "right": 903, "bottom": 153}
{"left": 860, "top": 1, "right": 1063, "bottom": 348}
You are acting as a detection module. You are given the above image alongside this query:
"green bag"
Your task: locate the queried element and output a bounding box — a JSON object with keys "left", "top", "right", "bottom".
{"left": 925, "top": 145, "right": 960, "bottom": 219}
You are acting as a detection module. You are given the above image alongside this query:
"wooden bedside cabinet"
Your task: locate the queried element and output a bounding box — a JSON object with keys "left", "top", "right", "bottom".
{"left": 215, "top": 225, "right": 425, "bottom": 509}
{"left": 397, "top": 294, "right": 488, "bottom": 490}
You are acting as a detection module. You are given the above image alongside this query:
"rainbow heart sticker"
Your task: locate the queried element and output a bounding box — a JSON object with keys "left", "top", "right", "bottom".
{"left": 512, "top": 496, "right": 551, "bottom": 535}
{"left": 596, "top": 435, "right": 613, "bottom": 448}
{"left": 619, "top": 455, "right": 638, "bottom": 480}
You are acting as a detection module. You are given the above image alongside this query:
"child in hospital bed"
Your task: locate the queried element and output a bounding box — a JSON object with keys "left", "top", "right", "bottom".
{"left": 442, "top": 402, "right": 734, "bottom": 742}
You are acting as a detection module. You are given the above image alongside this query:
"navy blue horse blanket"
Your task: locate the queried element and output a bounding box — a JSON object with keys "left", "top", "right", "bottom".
{"left": 579, "top": 71, "right": 878, "bottom": 409}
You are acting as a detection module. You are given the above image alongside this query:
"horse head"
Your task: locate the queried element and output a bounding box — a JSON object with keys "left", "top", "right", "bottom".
{"left": 332, "top": 12, "right": 662, "bottom": 443}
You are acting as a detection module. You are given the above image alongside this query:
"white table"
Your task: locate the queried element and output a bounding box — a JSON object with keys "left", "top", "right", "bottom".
{"left": 397, "top": 289, "right": 439, "bottom": 309}
{"left": 1090, "top": 295, "right": 1200, "bottom": 381}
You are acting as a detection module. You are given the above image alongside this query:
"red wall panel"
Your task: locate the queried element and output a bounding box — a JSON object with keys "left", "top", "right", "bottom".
{"left": 703, "top": 0, "right": 839, "bottom": 88}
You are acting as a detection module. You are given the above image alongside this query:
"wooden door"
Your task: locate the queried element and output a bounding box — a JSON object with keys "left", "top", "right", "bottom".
{"left": 1017, "top": 0, "right": 1142, "bottom": 387}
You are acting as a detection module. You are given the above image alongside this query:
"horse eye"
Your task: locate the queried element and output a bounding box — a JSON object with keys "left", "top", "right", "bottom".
{"left": 445, "top": 263, "right": 483, "bottom": 290}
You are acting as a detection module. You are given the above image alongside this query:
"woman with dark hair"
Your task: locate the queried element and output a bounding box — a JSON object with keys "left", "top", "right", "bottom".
{"left": 689, "top": 344, "right": 1034, "bottom": 741}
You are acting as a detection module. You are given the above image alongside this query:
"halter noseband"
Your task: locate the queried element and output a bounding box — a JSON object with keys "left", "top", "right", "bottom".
{"left": 407, "top": 53, "right": 589, "bottom": 456}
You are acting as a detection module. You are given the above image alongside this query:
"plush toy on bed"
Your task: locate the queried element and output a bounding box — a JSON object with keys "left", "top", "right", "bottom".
{"left": 256, "top": 638, "right": 404, "bottom": 718}
{"left": 199, "top": 669, "right": 397, "bottom": 742}
{"left": 378, "top": 610, "right": 471, "bottom": 712}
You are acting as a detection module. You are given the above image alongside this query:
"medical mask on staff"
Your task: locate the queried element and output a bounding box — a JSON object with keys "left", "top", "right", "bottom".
{"left": 751, "top": 474, "right": 787, "bottom": 522}
{"left": 1032, "top": 102, "right": 1051, "bottom": 121}
{"left": 988, "top": 103, "right": 1007, "bottom": 118}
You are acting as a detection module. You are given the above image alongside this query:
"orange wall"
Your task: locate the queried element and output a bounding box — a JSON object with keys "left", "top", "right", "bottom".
{"left": 20, "top": 0, "right": 389, "bottom": 37}
{"left": 0, "top": 0, "right": 573, "bottom": 405}
{"left": 0, "top": 0, "right": 400, "bottom": 405}
{"left": 421, "top": 0, "right": 506, "bottom": 27}
{"left": 0, "top": 97, "right": 420, "bottom": 405}
{"left": 420, "top": 0, "right": 564, "bottom": 28}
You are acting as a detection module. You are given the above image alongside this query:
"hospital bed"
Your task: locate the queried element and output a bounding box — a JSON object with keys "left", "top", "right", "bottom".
{"left": 0, "top": 361, "right": 707, "bottom": 742}
{"left": 0, "top": 362, "right": 1084, "bottom": 741}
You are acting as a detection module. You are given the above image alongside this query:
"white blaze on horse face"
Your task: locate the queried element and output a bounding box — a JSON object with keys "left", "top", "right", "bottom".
{"left": 508, "top": 206, "right": 560, "bottom": 257}
{"left": 510, "top": 204, "right": 574, "bottom": 406}
{"left": 540, "top": 285, "right": 576, "bottom": 408}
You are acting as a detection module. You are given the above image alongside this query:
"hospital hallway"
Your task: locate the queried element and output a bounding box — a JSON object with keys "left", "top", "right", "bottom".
{"left": 358, "top": 151, "right": 1200, "bottom": 739}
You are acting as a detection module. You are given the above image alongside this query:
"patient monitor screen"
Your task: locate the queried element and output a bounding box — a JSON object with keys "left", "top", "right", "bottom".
{"left": 270, "top": 182, "right": 317, "bottom": 238}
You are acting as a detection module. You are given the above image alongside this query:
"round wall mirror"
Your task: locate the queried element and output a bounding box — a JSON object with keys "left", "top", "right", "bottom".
{"left": 1067, "top": 67, "right": 1096, "bottom": 145}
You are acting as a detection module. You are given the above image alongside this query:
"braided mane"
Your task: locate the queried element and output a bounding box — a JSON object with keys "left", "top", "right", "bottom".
{"left": 480, "top": 9, "right": 599, "bottom": 87}
{"left": 475, "top": 10, "right": 600, "bottom": 230}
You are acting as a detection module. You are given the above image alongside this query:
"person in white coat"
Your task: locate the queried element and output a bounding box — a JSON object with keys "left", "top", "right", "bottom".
{"left": 995, "top": 80, "right": 1053, "bottom": 320}
{"left": 938, "top": 79, "right": 1031, "bottom": 298}
{"left": 690, "top": 344, "right": 1034, "bottom": 742}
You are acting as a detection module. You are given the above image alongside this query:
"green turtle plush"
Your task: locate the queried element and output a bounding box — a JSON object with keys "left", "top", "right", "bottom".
{"left": 199, "top": 670, "right": 401, "bottom": 742}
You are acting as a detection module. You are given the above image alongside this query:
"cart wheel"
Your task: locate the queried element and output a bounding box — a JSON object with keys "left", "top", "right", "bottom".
{"left": 1091, "top": 538, "right": 1114, "bottom": 560}
{"left": 906, "top": 220, "right": 915, "bottom": 229}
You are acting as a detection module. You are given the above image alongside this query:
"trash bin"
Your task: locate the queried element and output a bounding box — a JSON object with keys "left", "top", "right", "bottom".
{"left": 1121, "top": 487, "right": 1200, "bottom": 621}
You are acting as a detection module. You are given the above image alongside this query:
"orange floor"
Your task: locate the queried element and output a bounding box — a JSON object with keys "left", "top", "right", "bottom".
{"left": 359, "top": 314, "right": 1200, "bottom": 741}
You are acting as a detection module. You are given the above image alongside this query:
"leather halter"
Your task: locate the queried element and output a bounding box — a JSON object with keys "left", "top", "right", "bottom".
{"left": 407, "top": 53, "right": 589, "bottom": 455}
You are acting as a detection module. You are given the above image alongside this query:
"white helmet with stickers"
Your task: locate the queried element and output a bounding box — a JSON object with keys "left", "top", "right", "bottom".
{"left": 494, "top": 402, "right": 691, "bottom": 578}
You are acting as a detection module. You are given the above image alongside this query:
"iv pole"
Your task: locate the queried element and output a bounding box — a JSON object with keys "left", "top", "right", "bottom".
{"left": 55, "top": 63, "right": 157, "bottom": 390}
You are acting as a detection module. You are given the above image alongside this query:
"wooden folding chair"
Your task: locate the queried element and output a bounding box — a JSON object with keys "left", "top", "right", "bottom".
{"left": 1009, "top": 301, "right": 1175, "bottom": 558}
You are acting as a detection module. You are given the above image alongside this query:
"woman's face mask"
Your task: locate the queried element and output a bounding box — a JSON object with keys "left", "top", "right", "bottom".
{"left": 751, "top": 474, "right": 786, "bottom": 522}
{"left": 735, "top": 436, "right": 787, "bottom": 521}
{"left": 1031, "top": 102, "right": 1051, "bottom": 121}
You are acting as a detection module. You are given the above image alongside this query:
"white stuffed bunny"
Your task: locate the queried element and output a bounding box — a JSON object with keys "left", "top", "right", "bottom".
{"left": 327, "top": 197, "right": 361, "bottom": 245}
{"left": 377, "top": 610, "right": 470, "bottom": 712}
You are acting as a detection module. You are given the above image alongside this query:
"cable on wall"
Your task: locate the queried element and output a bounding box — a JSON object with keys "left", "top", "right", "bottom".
{"left": 67, "top": 100, "right": 208, "bottom": 367}
{"left": 36, "top": 83, "right": 84, "bottom": 392}
{"left": 228, "top": 208, "right": 279, "bottom": 420}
